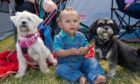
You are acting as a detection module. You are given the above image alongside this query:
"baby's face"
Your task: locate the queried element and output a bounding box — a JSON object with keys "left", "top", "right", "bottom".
{"left": 59, "top": 12, "right": 80, "bottom": 36}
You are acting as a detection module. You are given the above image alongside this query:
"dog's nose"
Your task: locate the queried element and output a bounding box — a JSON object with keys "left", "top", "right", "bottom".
{"left": 22, "top": 21, "right": 26, "bottom": 25}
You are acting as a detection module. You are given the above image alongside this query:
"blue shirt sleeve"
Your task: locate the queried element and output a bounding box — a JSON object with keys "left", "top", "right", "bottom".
{"left": 53, "top": 35, "right": 63, "bottom": 53}
{"left": 81, "top": 33, "right": 89, "bottom": 47}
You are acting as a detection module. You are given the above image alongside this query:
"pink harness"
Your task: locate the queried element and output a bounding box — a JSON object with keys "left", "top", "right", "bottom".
{"left": 18, "top": 33, "right": 39, "bottom": 62}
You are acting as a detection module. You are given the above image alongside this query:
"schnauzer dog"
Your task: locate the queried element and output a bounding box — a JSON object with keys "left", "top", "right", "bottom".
{"left": 89, "top": 18, "right": 140, "bottom": 77}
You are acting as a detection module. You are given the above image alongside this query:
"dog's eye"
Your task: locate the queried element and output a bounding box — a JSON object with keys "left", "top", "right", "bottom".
{"left": 99, "top": 23, "right": 104, "bottom": 25}
{"left": 108, "top": 23, "right": 114, "bottom": 27}
{"left": 98, "top": 23, "right": 104, "bottom": 26}
{"left": 27, "top": 18, "right": 32, "bottom": 21}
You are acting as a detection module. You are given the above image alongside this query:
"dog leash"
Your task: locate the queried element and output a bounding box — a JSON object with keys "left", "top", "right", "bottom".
{"left": 34, "top": 0, "right": 39, "bottom": 16}
{"left": 43, "top": 10, "right": 57, "bottom": 26}
{"left": 38, "top": 9, "right": 57, "bottom": 30}
{"left": 37, "top": 9, "right": 57, "bottom": 51}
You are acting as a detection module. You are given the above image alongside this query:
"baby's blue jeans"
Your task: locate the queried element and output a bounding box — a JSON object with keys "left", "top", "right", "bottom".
{"left": 56, "top": 57, "right": 105, "bottom": 84}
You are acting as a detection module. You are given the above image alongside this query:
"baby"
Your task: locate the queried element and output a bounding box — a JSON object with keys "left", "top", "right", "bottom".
{"left": 53, "top": 8, "right": 106, "bottom": 84}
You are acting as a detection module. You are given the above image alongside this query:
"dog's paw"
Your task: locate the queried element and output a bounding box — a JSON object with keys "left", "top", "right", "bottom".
{"left": 43, "top": 69, "right": 50, "bottom": 74}
{"left": 15, "top": 73, "right": 25, "bottom": 78}
{"left": 52, "top": 59, "right": 57, "bottom": 66}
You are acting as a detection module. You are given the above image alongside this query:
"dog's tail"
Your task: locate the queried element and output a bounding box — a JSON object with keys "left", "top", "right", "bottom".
{"left": 137, "top": 47, "right": 140, "bottom": 56}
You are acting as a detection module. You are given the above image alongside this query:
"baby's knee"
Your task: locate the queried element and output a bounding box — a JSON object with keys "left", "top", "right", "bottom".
{"left": 56, "top": 64, "right": 69, "bottom": 76}
{"left": 85, "top": 58, "right": 99, "bottom": 67}
{"left": 56, "top": 65, "right": 63, "bottom": 75}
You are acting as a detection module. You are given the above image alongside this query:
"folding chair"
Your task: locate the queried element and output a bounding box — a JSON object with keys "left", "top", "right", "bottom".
{"left": 111, "top": 0, "right": 140, "bottom": 42}
{"left": 0, "top": 0, "right": 16, "bottom": 41}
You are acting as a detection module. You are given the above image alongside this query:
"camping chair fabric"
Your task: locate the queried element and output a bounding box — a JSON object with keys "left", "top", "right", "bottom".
{"left": 111, "top": 0, "right": 140, "bottom": 42}
{"left": 0, "top": 0, "right": 17, "bottom": 42}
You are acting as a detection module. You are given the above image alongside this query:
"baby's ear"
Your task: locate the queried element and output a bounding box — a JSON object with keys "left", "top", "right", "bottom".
{"left": 58, "top": 20, "right": 63, "bottom": 29}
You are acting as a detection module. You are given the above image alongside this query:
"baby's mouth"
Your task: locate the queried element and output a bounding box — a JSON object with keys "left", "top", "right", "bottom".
{"left": 70, "top": 28, "right": 76, "bottom": 30}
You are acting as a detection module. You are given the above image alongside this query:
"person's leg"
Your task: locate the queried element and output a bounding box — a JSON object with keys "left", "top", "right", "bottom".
{"left": 127, "top": 3, "right": 140, "bottom": 18}
{"left": 56, "top": 64, "right": 84, "bottom": 83}
{"left": 81, "top": 58, "right": 106, "bottom": 84}
{"left": 128, "top": 3, "right": 140, "bottom": 11}
{"left": 13, "top": 24, "right": 17, "bottom": 45}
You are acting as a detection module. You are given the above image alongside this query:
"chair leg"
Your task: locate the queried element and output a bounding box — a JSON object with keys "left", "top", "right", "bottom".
{"left": 13, "top": 24, "right": 17, "bottom": 45}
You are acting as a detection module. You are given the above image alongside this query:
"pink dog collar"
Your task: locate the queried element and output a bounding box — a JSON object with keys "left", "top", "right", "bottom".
{"left": 18, "top": 33, "right": 39, "bottom": 48}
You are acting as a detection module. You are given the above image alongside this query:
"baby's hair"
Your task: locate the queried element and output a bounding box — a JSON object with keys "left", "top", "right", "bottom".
{"left": 58, "top": 7, "right": 79, "bottom": 21}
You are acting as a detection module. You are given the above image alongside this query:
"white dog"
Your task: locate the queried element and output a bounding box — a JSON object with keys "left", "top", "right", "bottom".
{"left": 10, "top": 11, "right": 57, "bottom": 78}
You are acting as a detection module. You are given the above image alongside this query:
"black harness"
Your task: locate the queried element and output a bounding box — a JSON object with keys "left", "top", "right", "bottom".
{"left": 95, "top": 36, "right": 114, "bottom": 57}
{"left": 21, "top": 48, "right": 28, "bottom": 54}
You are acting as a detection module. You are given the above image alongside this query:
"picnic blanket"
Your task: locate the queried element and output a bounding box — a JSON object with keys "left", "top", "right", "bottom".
{"left": 0, "top": 51, "right": 18, "bottom": 80}
{"left": 0, "top": 46, "right": 94, "bottom": 80}
{"left": 0, "top": 50, "right": 57, "bottom": 80}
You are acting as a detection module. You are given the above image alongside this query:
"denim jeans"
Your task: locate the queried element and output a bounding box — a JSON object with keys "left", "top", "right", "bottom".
{"left": 56, "top": 57, "right": 105, "bottom": 84}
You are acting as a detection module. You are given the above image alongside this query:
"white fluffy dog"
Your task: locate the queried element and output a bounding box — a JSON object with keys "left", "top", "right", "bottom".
{"left": 10, "top": 11, "right": 57, "bottom": 78}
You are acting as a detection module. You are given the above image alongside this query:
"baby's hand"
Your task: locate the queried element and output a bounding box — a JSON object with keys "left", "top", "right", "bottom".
{"left": 78, "top": 47, "right": 86, "bottom": 55}
{"left": 69, "top": 48, "right": 80, "bottom": 55}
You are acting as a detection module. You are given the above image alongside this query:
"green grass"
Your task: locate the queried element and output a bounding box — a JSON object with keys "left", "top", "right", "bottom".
{"left": 0, "top": 36, "right": 140, "bottom": 84}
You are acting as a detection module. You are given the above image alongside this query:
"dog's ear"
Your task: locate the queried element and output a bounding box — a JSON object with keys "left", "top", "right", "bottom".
{"left": 32, "top": 14, "right": 43, "bottom": 27}
{"left": 10, "top": 16, "right": 16, "bottom": 25}
{"left": 112, "top": 19, "right": 120, "bottom": 35}
{"left": 89, "top": 20, "right": 99, "bottom": 36}
{"left": 10, "top": 12, "right": 21, "bottom": 26}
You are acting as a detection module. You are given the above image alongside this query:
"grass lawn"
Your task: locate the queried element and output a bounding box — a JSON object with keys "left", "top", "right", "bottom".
{"left": 0, "top": 36, "right": 140, "bottom": 84}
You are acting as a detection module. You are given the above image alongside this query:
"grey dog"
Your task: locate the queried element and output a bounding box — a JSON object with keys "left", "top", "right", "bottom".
{"left": 89, "top": 18, "right": 140, "bottom": 77}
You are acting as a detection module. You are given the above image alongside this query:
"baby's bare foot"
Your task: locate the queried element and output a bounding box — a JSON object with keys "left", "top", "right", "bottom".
{"left": 94, "top": 75, "right": 106, "bottom": 84}
{"left": 79, "top": 76, "right": 87, "bottom": 84}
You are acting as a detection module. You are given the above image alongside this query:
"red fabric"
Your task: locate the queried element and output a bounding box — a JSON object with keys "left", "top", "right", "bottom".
{"left": 0, "top": 51, "right": 18, "bottom": 80}
{"left": 85, "top": 45, "right": 94, "bottom": 58}
{"left": 0, "top": 50, "right": 56, "bottom": 80}
{"left": 24, "top": 54, "right": 34, "bottom": 63}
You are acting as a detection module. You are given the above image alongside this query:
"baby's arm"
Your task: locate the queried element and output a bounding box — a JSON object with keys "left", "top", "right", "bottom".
{"left": 78, "top": 32, "right": 90, "bottom": 55}
{"left": 55, "top": 48, "right": 80, "bottom": 57}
